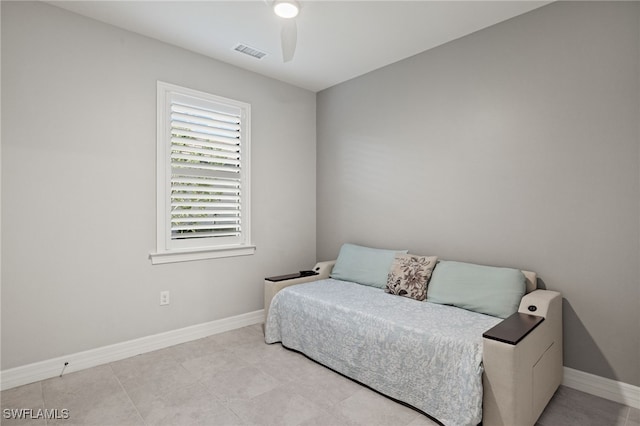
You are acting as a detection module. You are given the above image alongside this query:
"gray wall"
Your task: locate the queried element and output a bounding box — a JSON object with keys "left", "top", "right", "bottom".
{"left": 1, "top": 1, "right": 316, "bottom": 370}
{"left": 317, "top": 1, "right": 639, "bottom": 386}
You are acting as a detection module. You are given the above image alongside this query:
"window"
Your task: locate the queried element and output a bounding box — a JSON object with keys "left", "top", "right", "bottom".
{"left": 150, "top": 82, "right": 254, "bottom": 264}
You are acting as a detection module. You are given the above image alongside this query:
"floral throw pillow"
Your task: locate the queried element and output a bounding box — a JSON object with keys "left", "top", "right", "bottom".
{"left": 385, "top": 255, "right": 438, "bottom": 301}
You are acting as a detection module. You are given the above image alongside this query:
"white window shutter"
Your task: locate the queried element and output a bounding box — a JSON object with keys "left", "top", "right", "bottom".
{"left": 170, "top": 97, "right": 243, "bottom": 241}
{"left": 152, "top": 82, "right": 253, "bottom": 263}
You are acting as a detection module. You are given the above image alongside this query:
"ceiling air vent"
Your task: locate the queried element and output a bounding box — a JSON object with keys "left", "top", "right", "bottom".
{"left": 234, "top": 44, "right": 267, "bottom": 60}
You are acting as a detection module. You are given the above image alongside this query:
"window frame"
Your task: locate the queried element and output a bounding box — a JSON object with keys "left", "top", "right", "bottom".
{"left": 150, "top": 81, "right": 255, "bottom": 264}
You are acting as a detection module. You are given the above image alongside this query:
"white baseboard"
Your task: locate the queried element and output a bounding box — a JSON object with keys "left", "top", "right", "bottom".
{"left": 0, "top": 309, "right": 264, "bottom": 391}
{"left": 563, "top": 367, "right": 640, "bottom": 409}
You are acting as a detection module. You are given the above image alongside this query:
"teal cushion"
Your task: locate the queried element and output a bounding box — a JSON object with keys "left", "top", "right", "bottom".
{"left": 330, "top": 243, "right": 408, "bottom": 288}
{"left": 426, "top": 261, "right": 526, "bottom": 318}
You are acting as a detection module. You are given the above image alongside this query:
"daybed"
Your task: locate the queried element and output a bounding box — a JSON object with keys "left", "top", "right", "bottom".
{"left": 264, "top": 247, "right": 562, "bottom": 426}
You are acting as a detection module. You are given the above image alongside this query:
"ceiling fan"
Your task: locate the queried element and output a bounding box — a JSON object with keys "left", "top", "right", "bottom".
{"left": 269, "top": 0, "right": 301, "bottom": 63}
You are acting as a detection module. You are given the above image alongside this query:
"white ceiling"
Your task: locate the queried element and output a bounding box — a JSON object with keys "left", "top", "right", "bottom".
{"left": 47, "top": 1, "right": 551, "bottom": 92}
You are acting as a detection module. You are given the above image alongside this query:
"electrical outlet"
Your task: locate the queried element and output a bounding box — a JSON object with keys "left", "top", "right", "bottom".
{"left": 160, "top": 291, "right": 170, "bottom": 306}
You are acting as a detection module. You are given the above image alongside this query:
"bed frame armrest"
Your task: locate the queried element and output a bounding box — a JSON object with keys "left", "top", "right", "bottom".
{"left": 482, "top": 290, "right": 563, "bottom": 426}
{"left": 310, "top": 260, "right": 336, "bottom": 278}
{"left": 263, "top": 260, "right": 336, "bottom": 324}
{"left": 483, "top": 313, "right": 544, "bottom": 345}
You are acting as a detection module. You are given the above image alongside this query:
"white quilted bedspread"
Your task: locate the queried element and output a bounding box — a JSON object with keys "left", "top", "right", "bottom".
{"left": 265, "top": 279, "right": 502, "bottom": 426}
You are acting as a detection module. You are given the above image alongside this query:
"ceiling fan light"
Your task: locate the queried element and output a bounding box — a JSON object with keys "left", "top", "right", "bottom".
{"left": 274, "top": 1, "right": 299, "bottom": 19}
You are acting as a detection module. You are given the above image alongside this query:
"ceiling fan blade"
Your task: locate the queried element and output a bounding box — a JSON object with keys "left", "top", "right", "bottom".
{"left": 281, "top": 19, "right": 297, "bottom": 63}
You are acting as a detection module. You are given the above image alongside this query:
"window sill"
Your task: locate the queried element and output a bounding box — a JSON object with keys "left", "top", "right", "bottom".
{"left": 149, "top": 245, "right": 256, "bottom": 265}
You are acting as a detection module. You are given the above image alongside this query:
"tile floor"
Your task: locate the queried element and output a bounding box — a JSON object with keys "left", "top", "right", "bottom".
{"left": 1, "top": 324, "right": 638, "bottom": 426}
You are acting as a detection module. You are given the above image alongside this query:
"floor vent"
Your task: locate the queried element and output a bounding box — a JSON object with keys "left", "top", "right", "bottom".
{"left": 234, "top": 44, "right": 267, "bottom": 59}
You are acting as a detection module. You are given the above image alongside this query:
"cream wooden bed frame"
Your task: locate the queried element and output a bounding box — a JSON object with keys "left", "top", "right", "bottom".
{"left": 264, "top": 260, "right": 563, "bottom": 426}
